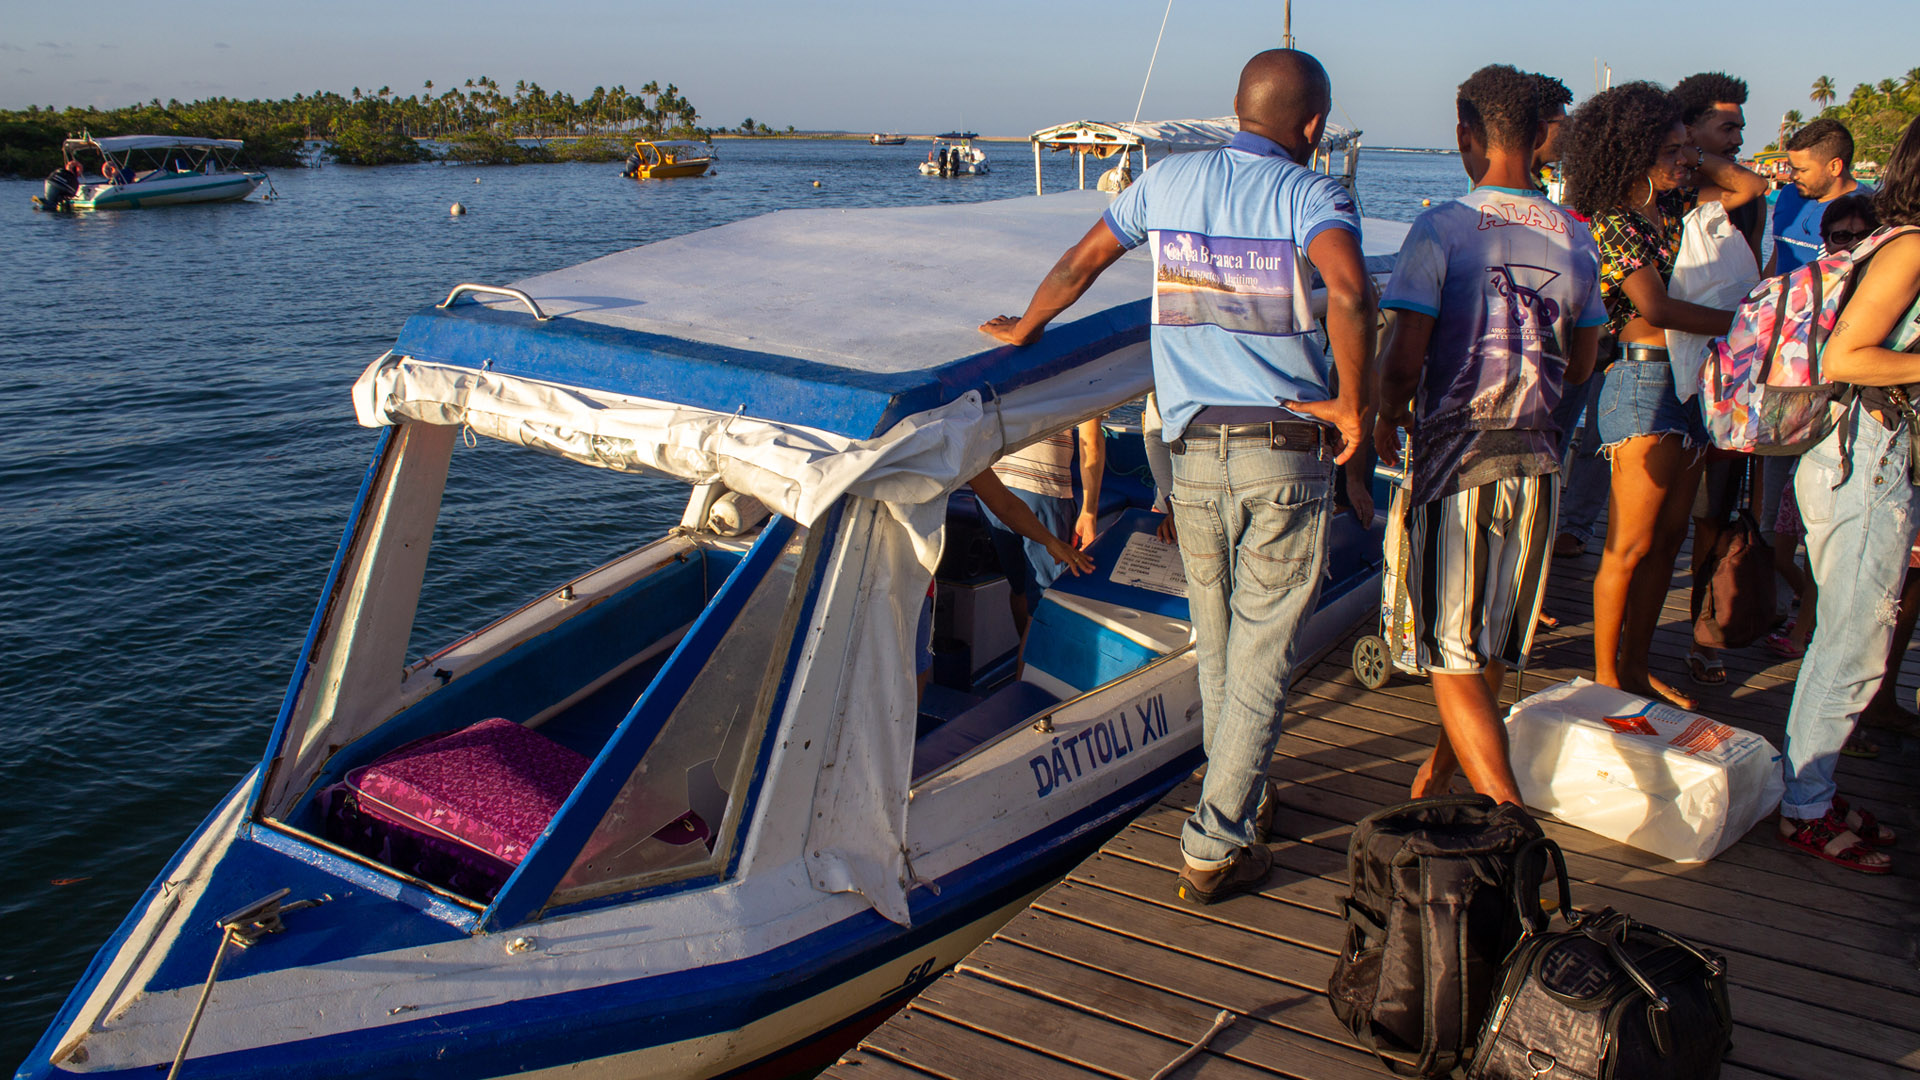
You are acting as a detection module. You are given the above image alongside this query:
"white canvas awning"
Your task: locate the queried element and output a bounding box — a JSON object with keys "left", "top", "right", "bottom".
{"left": 1031, "top": 117, "right": 1359, "bottom": 158}
{"left": 70, "top": 135, "right": 245, "bottom": 153}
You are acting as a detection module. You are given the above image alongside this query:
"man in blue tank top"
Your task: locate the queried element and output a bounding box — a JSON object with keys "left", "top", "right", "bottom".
{"left": 980, "top": 48, "right": 1377, "bottom": 905}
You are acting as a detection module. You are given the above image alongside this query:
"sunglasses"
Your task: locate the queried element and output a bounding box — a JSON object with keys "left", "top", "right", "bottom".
{"left": 1825, "top": 229, "right": 1866, "bottom": 247}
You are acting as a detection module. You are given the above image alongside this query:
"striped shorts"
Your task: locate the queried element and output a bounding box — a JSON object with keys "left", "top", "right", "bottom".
{"left": 1409, "top": 474, "right": 1559, "bottom": 673}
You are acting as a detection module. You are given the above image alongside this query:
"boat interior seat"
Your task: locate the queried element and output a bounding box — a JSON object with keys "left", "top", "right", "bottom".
{"left": 911, "top": 679, "right": 1060, "bottom": 780}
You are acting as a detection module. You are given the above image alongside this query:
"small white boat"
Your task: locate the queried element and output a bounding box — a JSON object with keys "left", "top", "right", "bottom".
{"left": 56, "top": 135, "right": 265, "bottom": 210}
{"left": 918, "top": 131, "right": 988, "bottom": 176}
{"left": 19, "top": 190, "right": 1402, "bottom": 1080}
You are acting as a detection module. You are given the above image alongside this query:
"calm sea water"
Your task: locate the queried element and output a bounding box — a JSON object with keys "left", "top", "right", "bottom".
{"left": 0, "top": 139, "right": 1464, "bottom": 1066}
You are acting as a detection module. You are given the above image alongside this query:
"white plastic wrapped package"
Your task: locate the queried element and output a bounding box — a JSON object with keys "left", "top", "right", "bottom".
{"left": 1505, "top": 678, "right": 1784, "bottom": 863}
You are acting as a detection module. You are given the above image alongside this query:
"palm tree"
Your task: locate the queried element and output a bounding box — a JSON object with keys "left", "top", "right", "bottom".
{"left": 1811, "top": 75, "right": 1836, "bottom": 108}
{"left": 1904, "top": 68, "right": 1920, "bottom": 98}
{"left": 1877, "top": 78, "right": 1898, "bottom": 98}
{"left": 1780, "top": 109, "right": 1804, "bottom": 146}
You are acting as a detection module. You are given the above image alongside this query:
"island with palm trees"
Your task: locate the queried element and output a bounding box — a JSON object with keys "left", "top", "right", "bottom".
{"left": 1766, "top": 68, "right": 1920, "bottom": 177}
{"left": 0, "top": 77, "right": 718, "bottom": 174}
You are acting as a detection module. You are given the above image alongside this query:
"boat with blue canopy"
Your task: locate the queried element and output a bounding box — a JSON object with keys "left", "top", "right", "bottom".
{"left": 18, "top": 189, "right": 1402, "bottom": 1080}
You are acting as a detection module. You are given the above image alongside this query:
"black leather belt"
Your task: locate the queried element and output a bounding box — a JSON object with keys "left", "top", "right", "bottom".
{"left": 1169, "top": 420, "right": 1331, "bottom": 455}
{"left": 1621, "top": 343, "right": 1670, "bottom": 362}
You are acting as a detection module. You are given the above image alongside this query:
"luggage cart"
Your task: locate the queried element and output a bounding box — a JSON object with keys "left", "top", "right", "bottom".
{"left": 1350, "top": 462, "right": 1425, "bottom": 689}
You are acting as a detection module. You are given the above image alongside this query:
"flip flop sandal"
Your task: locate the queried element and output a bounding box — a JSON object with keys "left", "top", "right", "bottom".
{"left": 1781, "top": 812, "right": 1893, "bottom": 874}
{"left": 1536, "top": 610, "right": 1561, "bottom": 630}
{"left": 1832, "top": 796, "right": 1897, "bottom": 847}
{"left": 1687, "top": 650, "right": 1728, "bottom": 686}
{"left": 1841, "top": 732, "right": 1882, "bottom": 759}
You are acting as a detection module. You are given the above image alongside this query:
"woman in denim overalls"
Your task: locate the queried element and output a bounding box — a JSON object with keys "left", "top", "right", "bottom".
{"left": 1777, "top": 117, "right": 1920, "bottom": 873}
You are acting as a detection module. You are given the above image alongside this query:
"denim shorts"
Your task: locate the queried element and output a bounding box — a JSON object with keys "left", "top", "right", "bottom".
{"left": 1597, "top": 357, "right": 1707, "bottom": 450}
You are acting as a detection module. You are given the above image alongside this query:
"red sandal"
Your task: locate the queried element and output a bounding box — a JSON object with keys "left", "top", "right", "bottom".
{"left": 1780, "top": 811, "right": 1893, "bottom": 874}
{"left": 1831, "top": 796, "right": 1896, "bottom": 847}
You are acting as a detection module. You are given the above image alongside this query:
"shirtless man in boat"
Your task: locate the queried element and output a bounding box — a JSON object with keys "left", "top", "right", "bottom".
{"left": 981, "top": 48, "right": 1376, "bottom": 904}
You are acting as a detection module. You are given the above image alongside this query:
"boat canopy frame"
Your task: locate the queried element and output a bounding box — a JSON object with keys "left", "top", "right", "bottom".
{"left": 632, "top": 138, "right": 716, "bottom": 165}
{"left": 1027, "top": 117, "right": 1362, "bottom": 206}
{"left": 62, "top": 134, "right": 249, "bottom": 178}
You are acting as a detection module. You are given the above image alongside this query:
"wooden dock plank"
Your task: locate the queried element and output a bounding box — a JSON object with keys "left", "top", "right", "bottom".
{"left": 828, "top": 1050, "right": 944, "bottom": 1080}
{"left": 908, "top": 973, "right": 1207, "bottom": 1080}
{"left": 853, "top": 1006, "right": 1110, "bottom": 1080}
{"left": 959, "top": 935, "right": 1383, "bottom": 1080}
{"left": 828, "top": 535, "right": 1920, "bottom": 1079}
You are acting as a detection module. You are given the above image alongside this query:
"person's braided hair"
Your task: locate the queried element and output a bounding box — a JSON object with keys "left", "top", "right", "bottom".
{"left": 1562, "top": 81, "right": 1682, "bottom": 218}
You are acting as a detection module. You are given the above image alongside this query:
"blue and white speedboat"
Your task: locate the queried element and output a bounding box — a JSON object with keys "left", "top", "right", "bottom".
{"left": 63, "top": 135, "right": 265, "bottom": 210}
{"left": 18, "top": 191, "right": 1398, "bottom": 1080}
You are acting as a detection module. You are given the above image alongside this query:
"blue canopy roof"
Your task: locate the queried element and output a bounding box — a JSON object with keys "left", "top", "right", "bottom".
{"left": 388, "top": 191, "right": 1152, "bottom": 440}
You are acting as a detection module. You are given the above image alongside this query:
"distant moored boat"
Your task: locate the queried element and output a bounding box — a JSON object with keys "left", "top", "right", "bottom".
{"left": 47, "top": 135, "right": 266, "bottom": 211}
{"left": 620, "top": 139, "right": 715, "bottom": 179}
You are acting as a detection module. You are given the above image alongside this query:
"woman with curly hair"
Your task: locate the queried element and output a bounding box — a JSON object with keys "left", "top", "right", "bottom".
{"left": 1773, "top": 114, "right": 1920, "bottom": 873}
{"left": 1560, "top": 82, "right": 1766, "bottom": 709}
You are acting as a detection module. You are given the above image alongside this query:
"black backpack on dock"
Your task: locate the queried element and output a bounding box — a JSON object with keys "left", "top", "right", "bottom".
{"left": 1327, "top": 795, "right": 1545, "bottom": 1078}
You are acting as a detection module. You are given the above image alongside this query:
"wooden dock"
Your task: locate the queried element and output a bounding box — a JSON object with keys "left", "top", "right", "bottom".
{"left": 825, "top": 543, "right": 1920, "bottom": 1080}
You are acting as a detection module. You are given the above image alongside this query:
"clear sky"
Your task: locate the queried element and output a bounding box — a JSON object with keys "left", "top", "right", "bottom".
{"left": 3, "top": 0, "right": 1910, "bottom": 150}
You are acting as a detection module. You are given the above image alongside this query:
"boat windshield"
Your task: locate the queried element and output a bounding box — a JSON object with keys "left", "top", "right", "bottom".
{"left": 69, "top": 141, "right": 241, "bottom": 182}
{"left": 546, "top": 522, "right": 814, "bottom": 909}
{"left": 636, "top": 140, "right": 713, "bottom": 165}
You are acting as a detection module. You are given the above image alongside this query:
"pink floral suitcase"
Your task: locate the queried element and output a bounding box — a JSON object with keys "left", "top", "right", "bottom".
{"left": 323, "top": 718, "right": 590, "bottom": 900}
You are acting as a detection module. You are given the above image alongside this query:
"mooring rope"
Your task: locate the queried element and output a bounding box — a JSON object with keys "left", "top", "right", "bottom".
{"left": 1131, "top": 0, "right": 1176, "bottom": 124}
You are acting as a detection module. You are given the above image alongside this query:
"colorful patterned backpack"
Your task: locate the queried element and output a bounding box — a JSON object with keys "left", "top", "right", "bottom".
{"left": 1698, "top": 225, "right": 1919, "bottom": 454}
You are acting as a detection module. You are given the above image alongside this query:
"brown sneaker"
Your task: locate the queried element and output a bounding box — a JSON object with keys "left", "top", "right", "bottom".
{"left": 1175, "top": 844, "right": 1273, "bottom": 905}
{"left": 1255, "top": 778, "right": 1277, "bottom": 843}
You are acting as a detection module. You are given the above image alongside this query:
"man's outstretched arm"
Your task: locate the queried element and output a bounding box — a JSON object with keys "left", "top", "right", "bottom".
{"left": 980, "top": 221, "right": 1130, "bottom": 346}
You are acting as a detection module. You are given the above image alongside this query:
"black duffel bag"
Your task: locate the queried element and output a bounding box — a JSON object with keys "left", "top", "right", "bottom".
{"left": 1327, "top": 795, "right": 1545, "bottom": 1078}
{"left": 1469, "top": 842, "right": 1733, "bottom": 1080}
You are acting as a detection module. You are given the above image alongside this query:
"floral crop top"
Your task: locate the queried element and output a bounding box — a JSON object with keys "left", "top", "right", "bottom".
{"left": 1590, "top": 187, "right": 1694, "bottom": 336}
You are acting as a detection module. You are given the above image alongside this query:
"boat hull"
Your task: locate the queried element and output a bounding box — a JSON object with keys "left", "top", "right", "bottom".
{"left": 14, "top": 752, "right": 1202, "bottom": 1080}
{"left": 631, "top": 162, "right": 712, "bottom": 179}
{"left": 917, "top": 162, "right": 988, "bottom": 176}
{"left": 74, "top": 173, "right": 264, "bottom": 210}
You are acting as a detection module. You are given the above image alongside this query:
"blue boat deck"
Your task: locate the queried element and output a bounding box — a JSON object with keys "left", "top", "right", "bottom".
{"left": 824, "top": 539, "right": 1920, "bottom": 1080}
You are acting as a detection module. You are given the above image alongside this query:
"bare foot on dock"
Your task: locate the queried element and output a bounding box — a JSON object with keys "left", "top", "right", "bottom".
{"left": 1598, "top": 671, "right": 1696, "bottom": 712}
{"left": 1409, "top": 758, "right": 1456, "bottom": 799}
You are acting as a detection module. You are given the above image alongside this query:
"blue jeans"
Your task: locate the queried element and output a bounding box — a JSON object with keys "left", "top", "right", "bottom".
{"left": 1551, "top": 369, "right": 1611, "bottom": 545}
{"left": 1782, "top": 407, "right": 1920, "bottom": 818}
{"left": 1167, "top": 436, "right": 1333, "bottom": 868}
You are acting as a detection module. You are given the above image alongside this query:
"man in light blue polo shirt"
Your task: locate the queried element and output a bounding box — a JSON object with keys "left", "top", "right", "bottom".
{"left": 980, "top": 48, "right": 1376, "bottom": 905}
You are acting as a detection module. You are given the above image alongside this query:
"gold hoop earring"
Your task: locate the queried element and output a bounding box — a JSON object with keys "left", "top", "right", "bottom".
{"left": 1645, "top": 176, "right": 1655, "bottom": 206}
